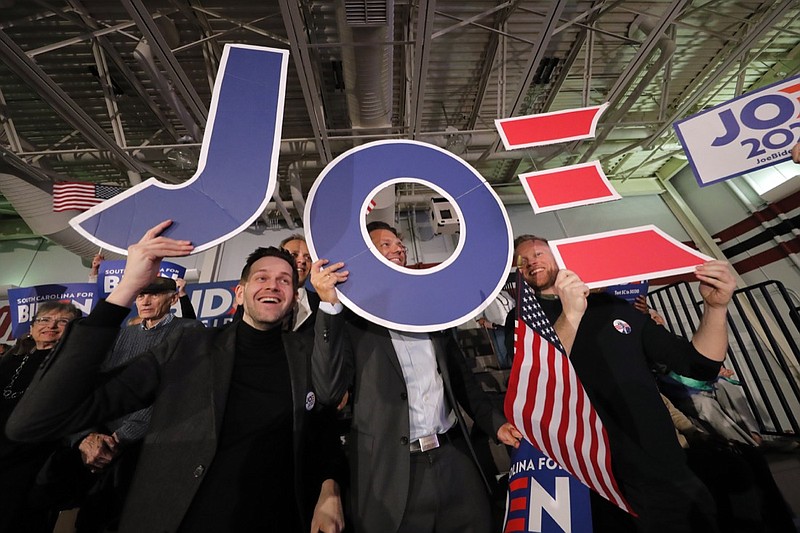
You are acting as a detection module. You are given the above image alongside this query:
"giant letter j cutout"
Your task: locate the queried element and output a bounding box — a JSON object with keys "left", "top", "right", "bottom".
{"left": 70, "top": 44, "right": 289, "bottom": 254}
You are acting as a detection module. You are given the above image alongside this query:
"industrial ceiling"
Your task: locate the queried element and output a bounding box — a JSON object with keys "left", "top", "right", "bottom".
{"left": 0, "top": 0, "right": 798, "bottom": 256}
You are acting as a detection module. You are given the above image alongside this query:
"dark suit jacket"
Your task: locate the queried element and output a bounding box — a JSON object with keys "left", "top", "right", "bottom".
{"left": 312, "top": 309, "right": 506, "bottom": 533}
{"left": 6, "top": 301, "right": 343, "bottom": 533}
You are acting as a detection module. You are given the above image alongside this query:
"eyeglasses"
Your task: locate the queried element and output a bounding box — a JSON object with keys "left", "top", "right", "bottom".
{"left": 33, "top": 317, "right": 70, "bottom": 327}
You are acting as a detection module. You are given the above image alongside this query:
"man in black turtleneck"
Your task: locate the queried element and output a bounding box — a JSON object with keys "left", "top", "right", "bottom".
{"left": 6, "top": 220, "right": 345, "bottom": 533}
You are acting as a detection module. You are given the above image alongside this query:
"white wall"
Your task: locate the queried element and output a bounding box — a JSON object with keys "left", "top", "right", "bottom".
{"left": 2, "top": 180, "right": 798, "bottom": 296}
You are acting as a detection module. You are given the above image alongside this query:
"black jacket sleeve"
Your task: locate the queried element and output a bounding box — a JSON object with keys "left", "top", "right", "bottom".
{"left": 6, "top": 300, "right": 161, "bottom": 442}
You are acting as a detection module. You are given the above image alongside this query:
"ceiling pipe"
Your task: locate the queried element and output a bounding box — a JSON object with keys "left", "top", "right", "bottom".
{"left": 133, "top": 39, "right": 203, "bottom": 143}
{"left": 578, "top": 14, "right": 677, "bottom": 163}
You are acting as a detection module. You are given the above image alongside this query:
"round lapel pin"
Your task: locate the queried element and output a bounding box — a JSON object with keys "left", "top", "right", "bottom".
{"left": 305, "top": 391, "right": 316, "bottom": 411}
{"left": 613, "top": 319, "right": 632, "bottom": 334}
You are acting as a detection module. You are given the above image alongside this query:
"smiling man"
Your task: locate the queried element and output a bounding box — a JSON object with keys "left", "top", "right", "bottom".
{"left": 310, "top": 220, "right": 522, "bottom": 533}
{"left": 280, "top": 234, "right": 320, "bottom": 334}
{"left": 508, "top": 234, "right": 736, "bottom": 533}
{"left": 7, "top": 221, "right": 345, "bottom": 533}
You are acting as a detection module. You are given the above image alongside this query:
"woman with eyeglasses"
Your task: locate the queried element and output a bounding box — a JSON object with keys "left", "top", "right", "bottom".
{"left": 1, "top": 301, "right": 80, "bottom": 532}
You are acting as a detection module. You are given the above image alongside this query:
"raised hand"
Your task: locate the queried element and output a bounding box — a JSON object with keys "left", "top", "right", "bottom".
{"left": 107, "top": 220, "right": 194, "bottom": 308}
{"left": 310, "top": 259, "right": 349, "bottom": 305}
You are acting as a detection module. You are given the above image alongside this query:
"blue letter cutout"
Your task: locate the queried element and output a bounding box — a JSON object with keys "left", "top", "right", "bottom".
{"left": 70, "top": 44, "right": 288, "bottom": 254}
{"left": 305, "top": 140, "right": 513, "bottom": 333}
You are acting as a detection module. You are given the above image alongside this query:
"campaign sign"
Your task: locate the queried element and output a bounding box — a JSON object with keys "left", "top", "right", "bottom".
{"left": 674, "top": 74, "right": 800, "bottom": 186}
{"left": 605, "top": 280, "right": 649, "bottom": 304}
{"left": 305, "top": 140, "right": 513, "bottom": 333}
{"left": 185, "top": 280, "right": 239, "bottom": 328}
{"left": 8, "top": 283, "right": 96, "bottom": 338}
{"left": 70, "top": 44, "right": 288, "bottom": 255}
{"left": 98, "top": 260, "right": 186, "bottom": 298}
{"left": 504, "top": 439, "right": 592, "bottom": 533}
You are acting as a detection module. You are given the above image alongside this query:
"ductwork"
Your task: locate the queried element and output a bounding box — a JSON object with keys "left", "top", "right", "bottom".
{"left": 0, "top": 170, "right": 123, "bottom": 259}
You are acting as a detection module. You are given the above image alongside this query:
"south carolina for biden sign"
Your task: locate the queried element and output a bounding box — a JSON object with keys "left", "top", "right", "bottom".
{"left": 674, "top": 74, "right": 800, "bottom": 186}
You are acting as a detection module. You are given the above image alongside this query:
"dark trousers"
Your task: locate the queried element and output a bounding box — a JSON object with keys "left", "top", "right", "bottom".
{"left": 590, "top": 473, "right": 719, "bottom": 533}
{"left": 396, "top": 435, "right": 491, "bottom": 533}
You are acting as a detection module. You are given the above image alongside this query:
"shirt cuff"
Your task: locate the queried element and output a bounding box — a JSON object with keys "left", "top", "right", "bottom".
{"left": 319, "top": 301, "right": 343, "bottom": 315}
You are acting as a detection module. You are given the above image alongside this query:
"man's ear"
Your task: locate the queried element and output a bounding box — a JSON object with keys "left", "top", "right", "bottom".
{"left": 170, "top": 293, "right": 179, "bottom": 305}
{"left": 234, "top": 284, "right": 245, "bottom": 306}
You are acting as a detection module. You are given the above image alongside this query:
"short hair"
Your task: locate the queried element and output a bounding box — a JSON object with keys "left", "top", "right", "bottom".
{"left": 240, "top": 246, "right": 299, "bottom": 289}
{"left": 514, "top": 234, "right": 549, "bottom": 250}
{"left": 366, "top": 221, "right": 400, "bottom": 238}
{"left": 279, "top": 233, "right": 306, "bottom": 248}
{"left": 35, "top": 301, "right": 81, "bottom": 320}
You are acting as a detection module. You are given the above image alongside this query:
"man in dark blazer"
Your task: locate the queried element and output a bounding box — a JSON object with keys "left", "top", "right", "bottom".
{"left": 6, "top": 220, "right": 345, "bottom": 533}
{"left": 311, "top": 221, "right": 522, "bottom": 533}
{"left": 280, "top": 234, "right": 321, "bottom": 335}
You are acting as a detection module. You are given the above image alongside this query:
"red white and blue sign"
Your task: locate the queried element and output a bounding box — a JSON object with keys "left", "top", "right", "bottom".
{"left": 8, "top": 283, "right": 96, "bottom": 338}
{"left": 504, "top": 439, "right": 593, "bottom": 533}
{"left": 674, "top": 74, "right": 800, "bottom": 186}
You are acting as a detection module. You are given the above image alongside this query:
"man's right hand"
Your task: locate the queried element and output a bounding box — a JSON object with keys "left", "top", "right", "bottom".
{"left": 78, "top": 432, "right": 119, "bottom": 472}
{"left": 552, "top": 269, "right": 589, "bottom": 321}
{"left": 107, "top": 220, "right": 194, "bottom": 308}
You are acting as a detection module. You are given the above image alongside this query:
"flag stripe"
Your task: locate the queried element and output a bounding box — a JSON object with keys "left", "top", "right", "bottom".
{"left": 504, "top": 274, "right": 633, "bottom": 514}
{"left": 53, "top": 181, "right": 123, "bottom": 212}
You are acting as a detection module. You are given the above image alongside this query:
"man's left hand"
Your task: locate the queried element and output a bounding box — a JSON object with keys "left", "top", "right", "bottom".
{"left": 497, "top": 422, "right": 523, "bottom": 448}
{"left": 695, "top": 260, "right": 736, "bottom": 309}
{"left": 310, "top": 479, "right": 344, "bottom": 533}
{"left": 310, "top": 259, "right": 349, "bottom": 305}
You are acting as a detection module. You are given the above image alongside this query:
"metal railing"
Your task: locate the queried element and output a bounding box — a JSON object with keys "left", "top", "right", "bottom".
{"left": 648, "top": 280, "right": 800, "bottom": 438}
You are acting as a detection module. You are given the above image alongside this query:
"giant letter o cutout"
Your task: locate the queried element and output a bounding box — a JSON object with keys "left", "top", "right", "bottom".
{"left": 305, "top": 140, "right": 512, "bottom": 332}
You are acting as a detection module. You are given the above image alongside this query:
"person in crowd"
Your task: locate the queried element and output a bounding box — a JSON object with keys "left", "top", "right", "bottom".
{"left": 6, "top": 220, "right": 345, "bottom": 533}
{"left": 72, "top": 276, "right": 203, "bottom": 532}
{"left": 88, "top": 253, "right": 105, "bottom": 283}
{"left": 476, "top": 290, "right": 514, "bottom": 369}
{"left": 791, "top": 142, "right": 800, "bottom": 163}
{"left": 633, "top": 298, "right": 762, "bottom": 447}
{"left": 511, "top": 234, "right": 735, "bottom": 533}
{"left": 280, "top": 234, "right": 320, "bottom": 334}
{"left": 311, "top": 220, "right": 522, "bottom": 533}
{"left": 174, "top": 278, "right": 197, "bottom": 320}
{"left": 0, "top": 302, "right": 80, "bottom": 532}
{"left": 661, "top": 392, "right": 796, "bottom": 533}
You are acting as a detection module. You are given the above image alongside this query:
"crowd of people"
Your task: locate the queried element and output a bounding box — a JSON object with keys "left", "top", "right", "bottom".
{"left": 0, "top": 213, "right": 796, "bottom": 533}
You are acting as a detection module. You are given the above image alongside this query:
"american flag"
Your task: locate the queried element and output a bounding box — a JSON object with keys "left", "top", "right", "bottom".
{"left": 504, "top": 274, "right": 633, "bottom": 514}
{"left": 53, "top": 181, "right": 124, "bottom": 212}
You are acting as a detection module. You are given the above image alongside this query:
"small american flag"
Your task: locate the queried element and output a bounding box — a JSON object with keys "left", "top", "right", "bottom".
{"left": 504, "top": 274, "right": 633, "bottom": 514}
{"left": 53, "top": 181, "right": 124, "bottom": 212}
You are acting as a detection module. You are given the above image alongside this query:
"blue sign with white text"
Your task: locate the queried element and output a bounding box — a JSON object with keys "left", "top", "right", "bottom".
{"left": 504, "top": 440, "right": 593, "bottom": 533}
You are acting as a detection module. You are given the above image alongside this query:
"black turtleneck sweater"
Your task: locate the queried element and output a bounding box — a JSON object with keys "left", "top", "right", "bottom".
{"left": 178, "top": 321, "right": 299, "bottom": 532}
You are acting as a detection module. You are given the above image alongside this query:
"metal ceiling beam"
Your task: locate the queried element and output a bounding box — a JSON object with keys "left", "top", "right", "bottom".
{"left": 479, "top": 0, "right": 567, "bottom": 162}
{"left": 431, "top": 2, "right": 513, "bottom": 40}
{"left": 410, "top": 0, "right": 436, "bottom": 138}
{"left": 604, "top": 0, "right": 688, "bottom": 108}
{"left": 121, "top": 0, "right": 208, "bottom": 126}
{"left": 0, "top": 29, "right": 150, "bottom": 175}
{"left": 0, "top": 86, "right": 23, "bottom": 153}
{"left": 642, "top": 0, "right": 797, "bottom": 149}
{"left": 279, "top": 0, "right": 332, "bottom": 163}
{"left": 466, "top": 2, "right": 520, "bottom": 130}
{"left": 50, "top": 0, "right": 183, "bottom": 142}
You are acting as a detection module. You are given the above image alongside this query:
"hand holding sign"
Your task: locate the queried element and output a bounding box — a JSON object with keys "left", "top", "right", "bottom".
{"left": 107, "top": 220, "right": 194, "bottom": 309}
{"left": 695, "top": 260, "right": 736, "bottom": 310}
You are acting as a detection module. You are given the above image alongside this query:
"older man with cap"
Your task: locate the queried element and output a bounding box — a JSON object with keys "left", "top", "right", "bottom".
{"left": 72, "top": 276, "right": 203, "bottom": 532}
